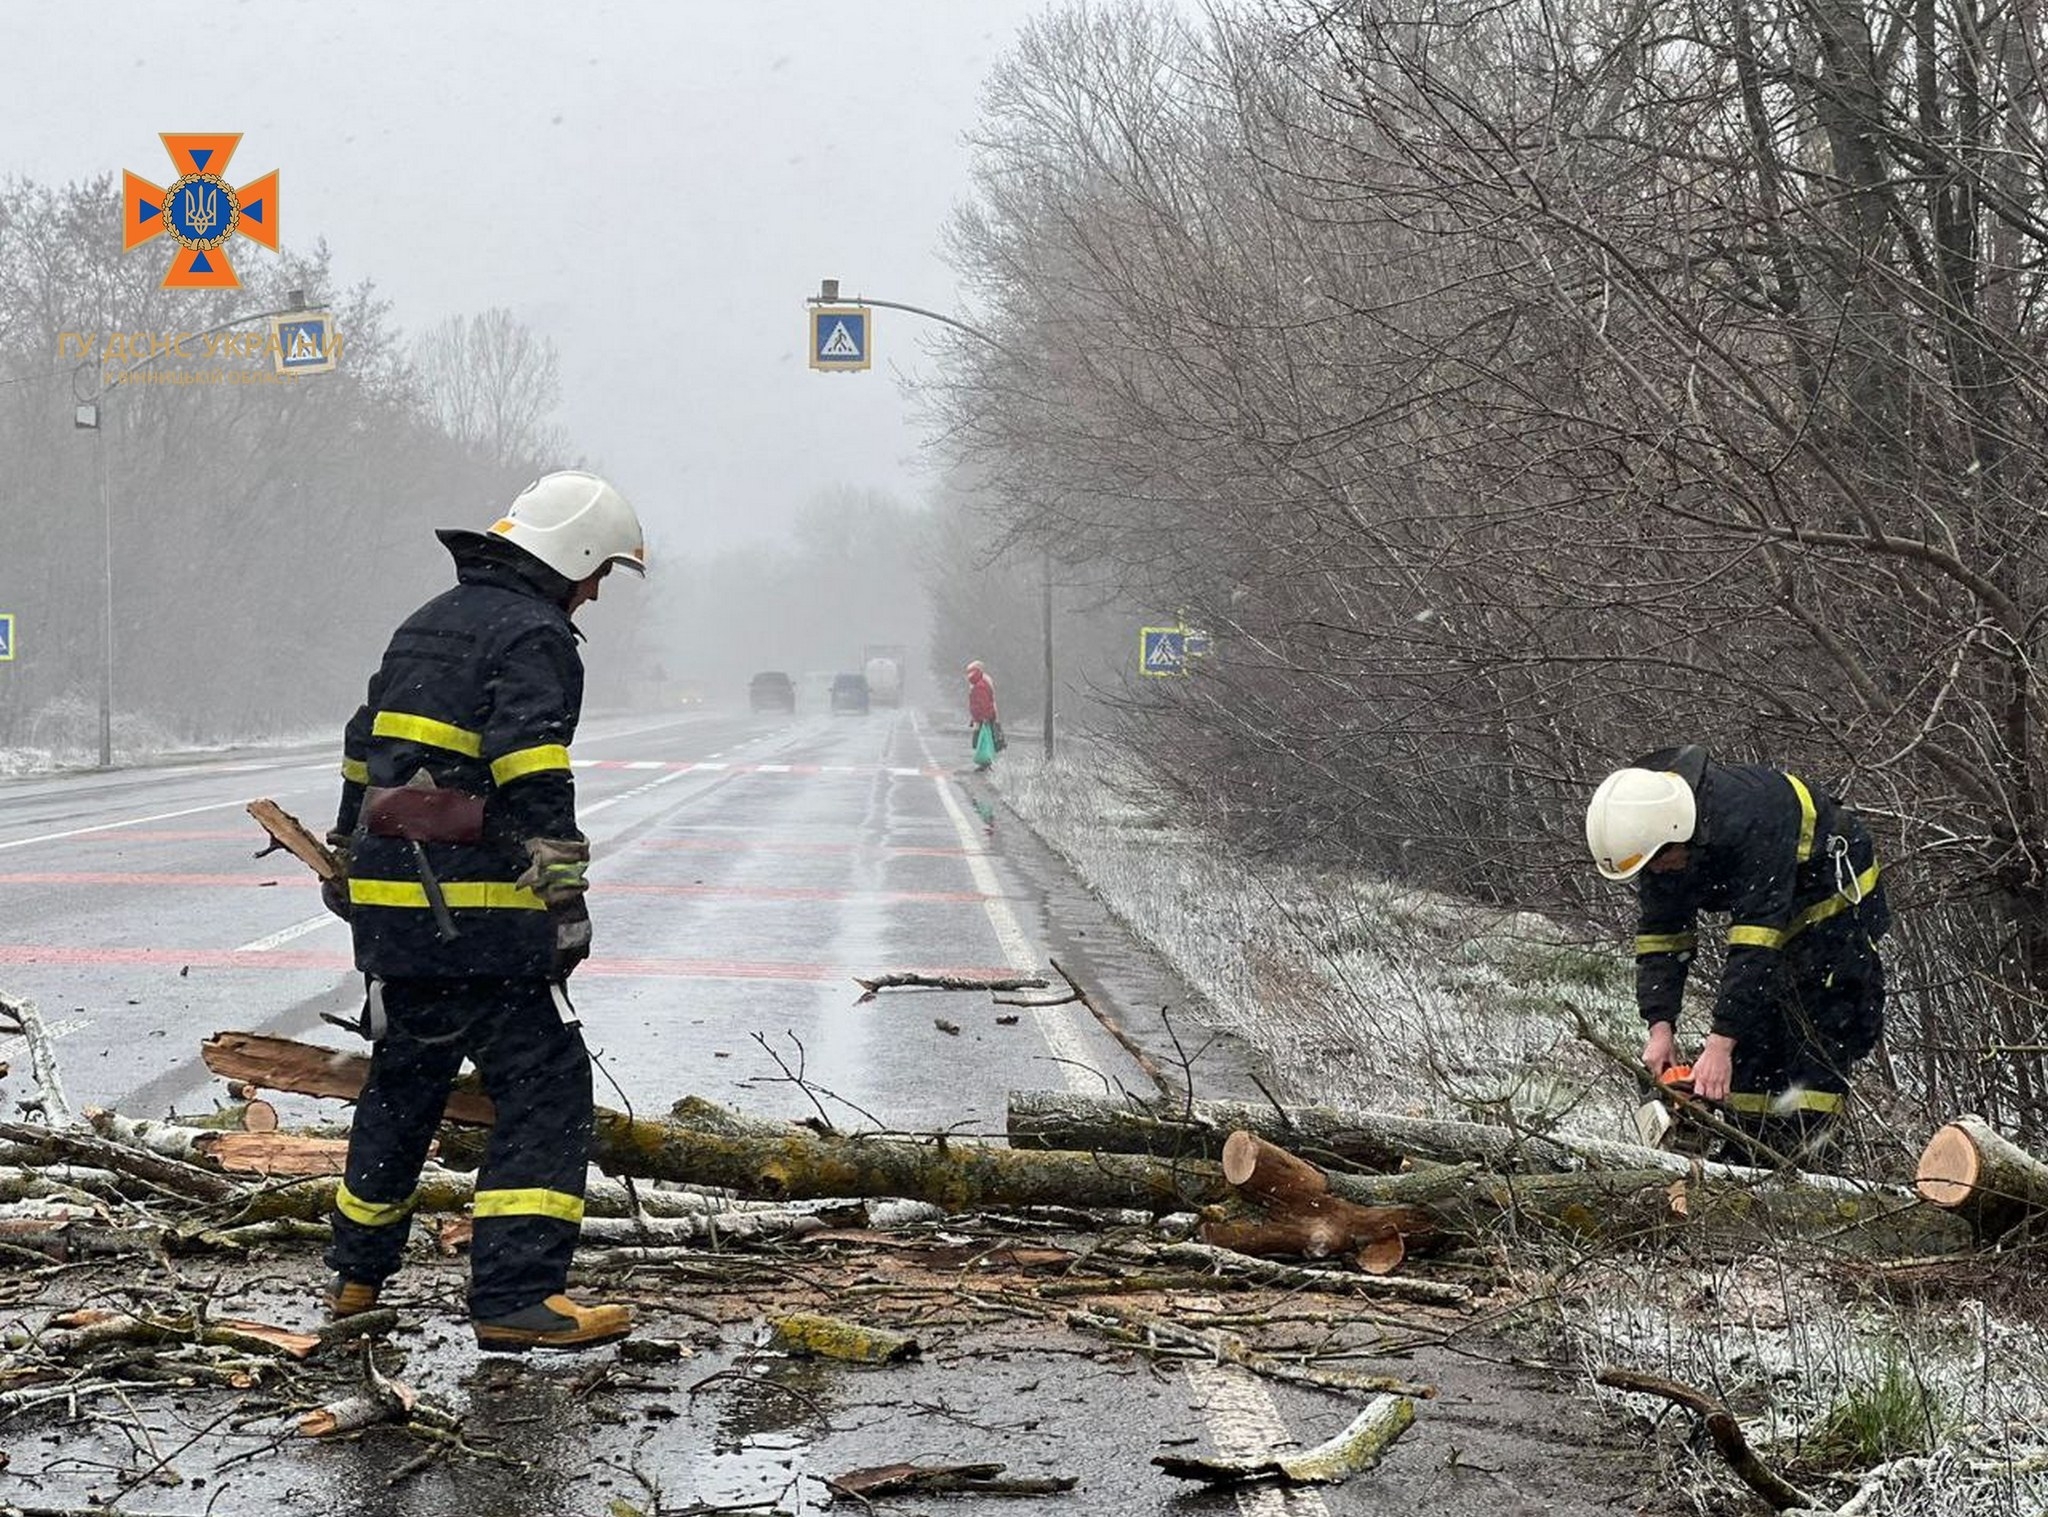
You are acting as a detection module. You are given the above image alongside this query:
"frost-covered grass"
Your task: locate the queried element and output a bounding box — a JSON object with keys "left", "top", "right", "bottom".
{"left": 0, "top": 693, "right": 323, "bottom": 777}
{"left": 995, "top": 749, "right": 1647, "bottom": 1137}
{"left": 994, "top": 746, "right": 2048, "bottom": 1517}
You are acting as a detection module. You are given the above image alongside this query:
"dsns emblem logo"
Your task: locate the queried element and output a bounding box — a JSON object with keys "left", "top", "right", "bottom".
{"left": 123, "top": 135, "right": 278, "bottom": 289}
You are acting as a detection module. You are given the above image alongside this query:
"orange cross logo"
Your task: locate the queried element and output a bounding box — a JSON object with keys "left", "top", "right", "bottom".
{"left": 123, "top": 134, "right": 278, "bottom": 289}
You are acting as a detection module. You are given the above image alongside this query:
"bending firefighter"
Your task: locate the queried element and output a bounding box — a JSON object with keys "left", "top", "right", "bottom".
{"left": 1585, "top": 745, "right": 1889, "bottom": 1159}
{"left": 321, "top": 471, "right": 645, "bottom": 1351}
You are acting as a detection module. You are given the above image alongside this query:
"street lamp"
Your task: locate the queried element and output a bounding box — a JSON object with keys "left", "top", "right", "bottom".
{"left": 72, "top": 291, "right": 316, "bottom": 768}
{"left": 807, "top": 279, "right": 1057, "bottom": 755}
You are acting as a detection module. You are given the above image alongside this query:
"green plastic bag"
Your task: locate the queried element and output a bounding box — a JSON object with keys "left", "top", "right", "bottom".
{"left": 973, "top": 721, "right": 997, "bottom": 769}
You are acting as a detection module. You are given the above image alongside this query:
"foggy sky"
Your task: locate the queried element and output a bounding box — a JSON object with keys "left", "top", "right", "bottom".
{"left": 0, "top": 0, "right": 1062, "bottom": 551}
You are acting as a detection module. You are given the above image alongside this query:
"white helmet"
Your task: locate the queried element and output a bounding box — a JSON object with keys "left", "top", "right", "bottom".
{"left": 1586, "top": 767, "right": 1697, "bottom": 881}
{"left": 490, "top": 471, "right": 646, "bottom": 581}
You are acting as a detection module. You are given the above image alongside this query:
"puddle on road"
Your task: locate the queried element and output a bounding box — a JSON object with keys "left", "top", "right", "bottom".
{"left": 690, "top": 1358, "right": 837, "bottom": 1515}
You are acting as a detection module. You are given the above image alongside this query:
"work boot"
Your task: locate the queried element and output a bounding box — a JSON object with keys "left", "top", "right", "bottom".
{"left": 473, "top": 1294, "right": 634, "bottom": 1353}
{"left": 325, "top": 1275, "right": 381, "bottom": 1319}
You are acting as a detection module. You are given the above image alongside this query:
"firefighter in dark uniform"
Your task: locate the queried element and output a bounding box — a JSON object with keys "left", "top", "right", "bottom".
{"left": 320, "top": 471, "right": 644, "bottom": 1351}
{"left": 1585, "top": 745, "right": 1889, "bottom": 1159}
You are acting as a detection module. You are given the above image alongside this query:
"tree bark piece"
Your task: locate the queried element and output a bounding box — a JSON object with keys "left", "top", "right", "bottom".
{"left": 1153, "top": 1393, "right": 1416, "bottom": 1487}
{"left": 1915, "top": 1114, "right": 2048, "bottom": 1239}
{"left": 1207, "top": 1131, "right": 1435, "bottom": 1262}
{"left": 767, "top": 1312, "right": 920, "bottom": 1363}
{"left": 1596, "top": 1366, "right": 1820, "bottom": 1511}
{"left": 246, "top": 799, "right": 341, "bottom": 881}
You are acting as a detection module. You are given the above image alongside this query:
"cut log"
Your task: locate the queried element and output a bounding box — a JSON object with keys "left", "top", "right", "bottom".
{"left": 1915, "top": 1114, "right": 2048, "bottom": 1239}
{"left": 1207, "top": 1131, "right": 1434, "bottom": 1262}
{"left": 202, "top": 1032, "right": 496, "bottom": 1125}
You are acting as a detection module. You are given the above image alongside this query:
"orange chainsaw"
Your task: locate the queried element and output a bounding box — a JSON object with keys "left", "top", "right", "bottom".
{"left": 1634, "top": 1064, "right": 1715, "bottom": 1151}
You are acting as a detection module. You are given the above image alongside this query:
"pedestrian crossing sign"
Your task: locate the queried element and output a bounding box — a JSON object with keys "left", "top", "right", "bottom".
{"left": 810, "top": 305, "right": 872, "bottom": 372}
{"left": 0, "top": 613, "right": 14, "bottom": 661}
{"left": 1141, "top": 626, "right": 1186, "bottom": 677}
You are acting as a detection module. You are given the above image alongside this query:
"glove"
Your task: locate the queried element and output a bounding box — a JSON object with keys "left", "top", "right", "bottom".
{"left": 516, "top": 836, "right": 591, "bottom": 907}
{"left": 321, "top": 830, "right": 353, "bottom": 921}
{"left": 552, "top": 895, "right": 592, "bottom": 979}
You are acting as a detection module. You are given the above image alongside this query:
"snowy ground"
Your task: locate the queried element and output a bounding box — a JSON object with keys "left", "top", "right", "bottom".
{"left": 992, "top": 745, "right": 2048, "bottom": 1517}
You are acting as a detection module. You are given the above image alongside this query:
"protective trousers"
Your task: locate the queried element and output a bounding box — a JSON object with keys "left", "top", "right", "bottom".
{"left": 326, "top": 977, "right": 592, "bottom": 1319}
{"left": 1724, "top": 950, "right": 1885, "bottom": 1162}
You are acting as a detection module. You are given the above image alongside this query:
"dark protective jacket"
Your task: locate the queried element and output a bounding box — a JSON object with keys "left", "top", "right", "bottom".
{"left": 1632, "top": 748, "right": 1889, "bottom": 1046}
{"left": 334, "top": 533, "right": 583, "bottom": 979}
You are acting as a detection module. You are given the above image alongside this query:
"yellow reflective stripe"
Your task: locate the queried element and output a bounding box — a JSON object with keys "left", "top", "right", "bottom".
{"left": 1790, "top": 863, "right": 1883, "bottom": 936}
{"left": 372, "top": 710, "right": 483, "bottom": 757}
{"left": 1635, "top": 932, "right": 1697, "bottom": 956}
{"left": 472, "top": 1188, "right": 586, "bottom": 1224}
{"left": 1785, "top": 773, "right": 1817, "bottom": 862}
{"left": 348, "top": 878, "right": 547, "bottom": 911}
{"left": 1726, "top": 1089, "right": 1844, "bottom": 1115}
{"left": 341, "top": 757, "right": 370, "bottom": 785}
{"left": 490, "top": 743, "right": 572, "bottom": 786}
{"left": 335, "top": 1181, "right": 416, "bottom": 1228}
{"left": 1730, "top": 862, "right": 1884, "bottom": 953}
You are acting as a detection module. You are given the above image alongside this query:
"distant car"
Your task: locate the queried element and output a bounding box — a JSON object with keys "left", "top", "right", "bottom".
{"left": 748, "top": 671, "right": 796, "bottom": 713}
{"left": 829, "top": 672, "right": 870, "bottom": 714}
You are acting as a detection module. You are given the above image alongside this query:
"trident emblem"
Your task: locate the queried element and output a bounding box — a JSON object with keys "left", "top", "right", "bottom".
{"left": 123, "top": 135, "right": 277, "bottom": 288}
{"left": 180, "top": 182, "right": 218, "bottom": 240}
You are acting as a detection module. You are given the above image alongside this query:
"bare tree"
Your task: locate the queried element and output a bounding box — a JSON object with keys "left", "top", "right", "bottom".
{"left": 411, "top": 307, "right": 566, "bottom": 468}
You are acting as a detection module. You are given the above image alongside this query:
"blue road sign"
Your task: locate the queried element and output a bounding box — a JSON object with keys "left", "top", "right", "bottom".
{"left": 1183, "top": 627, "right": 1212, "bottom": 657}
{"left": 1141, "top": 626, "right": 1186, "bottom": 677}
{"left": 0, "top": 613, "right": 14, "bottom": 661}
{"left": 810, "top": 305, "right": 872, "bottom": 372}
{"left": 271, "top": 312, "right": 338, "bottom": 375}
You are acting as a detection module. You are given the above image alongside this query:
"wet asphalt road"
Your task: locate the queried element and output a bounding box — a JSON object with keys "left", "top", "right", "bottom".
{"left": 0, "top": 709, "right": 1646, "bottom": 1516}
{"left": 0, "top": 707, "right": 1150, "bottom": 1125}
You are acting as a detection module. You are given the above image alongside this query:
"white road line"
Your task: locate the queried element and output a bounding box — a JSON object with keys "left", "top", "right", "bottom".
{"left": 755, "top": 764, "right": 791, "bottom": 774}
{"left": 0, "top": 798, "right": 268, "bottom": 853}
{"left": 236, "top": 914, "right": 343, "bottom": 953}
{"left": 913, "top": 717, "right": 1097, "bottom": 1097}
{"left": 623, "top": 761, "right": 665, "bottom": 771}
{"left": 1184, "top": 1363, "right": 1334, "bottom": 1517}
{"left": 582, "top": 764, "right": 701, "bottom": 820}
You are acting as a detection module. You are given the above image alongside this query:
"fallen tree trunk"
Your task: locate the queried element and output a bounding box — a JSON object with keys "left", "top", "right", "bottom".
{"left": 196, "top": 1031, "right": 1980, "bottom": 1253}
{"left": 1915, "top": 1114, "right": 2048, "bottom": 1239}
{"left": 1006, "top": 1089, "right": 1866, "bottom": 1191}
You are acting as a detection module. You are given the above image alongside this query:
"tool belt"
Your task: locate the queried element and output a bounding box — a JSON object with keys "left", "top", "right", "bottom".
{"left": 363, "top": 784, "right": 485, "bottom": 845}
{"left": 363, "top": 779, "right": 485, "bottom": 941}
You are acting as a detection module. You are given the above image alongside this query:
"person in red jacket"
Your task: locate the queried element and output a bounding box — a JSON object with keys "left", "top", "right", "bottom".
{"left": 966, "top": 660, "right": 1002, "bottom": 767}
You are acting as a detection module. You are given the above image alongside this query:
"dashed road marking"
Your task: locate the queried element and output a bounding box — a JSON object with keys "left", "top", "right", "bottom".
{"left": 236, "top": 914, "right": 343, "bottom": 953}
{"left": 1183, "top": 1363, "right": 1334, "bottom": 1517}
